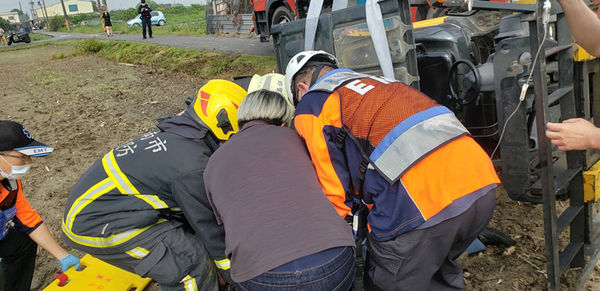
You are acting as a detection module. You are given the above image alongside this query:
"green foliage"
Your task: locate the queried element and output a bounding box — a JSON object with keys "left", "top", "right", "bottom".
{"left": 70, "top": 13, "right": 98, "bottom": 24}
{"left": 0, "top": 18, "right": 10, "bottom": 31}
{"left": 76, "top": 39, "right": 107, "bottom": 54}
{"left": 49, "top": 16, "right": 65, "bottom": 32}
{"left": 73, "top": 40, "right": 277, "bottom": 80}
{"left": 10, "top": 9, "right": 24, "bottom": 16}
{"left": 110, "top": 8, "right": 138, "bottom": 21}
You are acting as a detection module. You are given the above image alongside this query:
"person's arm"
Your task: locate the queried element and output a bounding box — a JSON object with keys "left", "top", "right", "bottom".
{"left": 557, "top": 0, "right": 600, "bottom": 57}
{"left": 171, "top": 169, "right": 233, "bottom": 285}
{"left": 13, "top": 182, "right": 80, "bottom": 272}
{"left": 546, "top": 118, "right": 600, "bottom": 150}
{"left": 294, "top": 93, "right": 353, "bottom": 218}
{"left": 29, "top": 222, "right": 68, "bottom": 260}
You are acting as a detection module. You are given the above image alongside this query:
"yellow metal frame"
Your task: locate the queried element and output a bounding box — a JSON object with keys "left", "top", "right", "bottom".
{"left": 584, "top": 159, "right": 600, "bottom": 202}
{"left": 413, "top": 16, "right": 448, "bottom": 29}
{"left": 574, "top": 45, "right": 596, "bottom": 62}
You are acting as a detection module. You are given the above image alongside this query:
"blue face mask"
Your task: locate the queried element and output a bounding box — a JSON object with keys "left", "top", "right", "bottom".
{"left": 0, "top": 156, "right": 31, "bottom": 180}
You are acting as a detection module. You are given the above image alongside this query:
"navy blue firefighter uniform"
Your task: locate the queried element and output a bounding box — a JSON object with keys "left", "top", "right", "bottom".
{"left": 62, "top": 112, "right": 231, "bottom": 291}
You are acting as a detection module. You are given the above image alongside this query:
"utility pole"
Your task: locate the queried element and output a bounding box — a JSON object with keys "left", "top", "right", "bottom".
{"left": 18, "top": 1, "right": 29, "bottom": 31}
{"left": 59, "top": 0, "right": 71, "bottom": 31}
{"left": 41, "top": 0, "right": 49, "bottom": 25}
{"left": 30, "top": 1, "right": 35, "bottom": 22}
{"left": 38, "top": 0, "right": 49, "bottom": 29}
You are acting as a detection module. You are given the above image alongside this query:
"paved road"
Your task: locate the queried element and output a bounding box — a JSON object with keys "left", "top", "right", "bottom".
{"left": 24, "top": 31, "right": 277, "bottom": 57}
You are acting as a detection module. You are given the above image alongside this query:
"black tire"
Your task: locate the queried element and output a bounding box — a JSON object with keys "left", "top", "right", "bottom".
{"left": 25, "top": 37, "right": 31, "bottom": 43}
{"left": 7, "top": 37, "right": 12, "bottom": 46}
{"left": 158, "top": 20, "right": 165, "bottom": 26}
{"left": 478, "top": 227, "right": 516, "bottom": 248}
{"left": 271, "top": 6, "right": 293, "bottom": 28}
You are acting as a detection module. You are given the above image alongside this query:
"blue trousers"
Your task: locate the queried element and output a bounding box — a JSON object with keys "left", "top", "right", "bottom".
{"left": 142, "top": 18, "right": 152, "bottom": 38}
{"left": 238, "top": 246, "right": 355, "bottom": 291}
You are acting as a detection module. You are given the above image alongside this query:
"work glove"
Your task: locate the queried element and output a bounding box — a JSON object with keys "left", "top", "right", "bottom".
{"left": 59, "top": 254, "right": 81, "bottom": 272}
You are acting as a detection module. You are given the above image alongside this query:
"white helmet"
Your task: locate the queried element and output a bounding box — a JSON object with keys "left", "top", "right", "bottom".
{"left": 247, "top": 73, "right": 293, "bottom": 107}
{"left": 284, "top": 50, "right": 339, "bottom": 105}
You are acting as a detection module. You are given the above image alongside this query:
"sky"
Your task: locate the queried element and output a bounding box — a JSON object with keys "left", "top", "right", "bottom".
{"left": 0, "top": 0, "right": 208, "bottom": 16}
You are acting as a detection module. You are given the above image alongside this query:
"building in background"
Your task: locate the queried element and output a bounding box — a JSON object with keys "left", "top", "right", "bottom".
{"left": 34, "top": 0, "right": 94, "bottom": 18}
{"left": 0, "top": 12, "right": 21, "bottom": 23}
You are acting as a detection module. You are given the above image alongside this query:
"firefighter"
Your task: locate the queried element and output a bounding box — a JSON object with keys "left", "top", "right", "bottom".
{"left": 0, "top": 120, "right": 80, "bottom": 291}
{"left": 62, "top": 80, "right": 247, "bottom": 291}
{"left": 284, "top": 51, "right": 500, "bottom": 290}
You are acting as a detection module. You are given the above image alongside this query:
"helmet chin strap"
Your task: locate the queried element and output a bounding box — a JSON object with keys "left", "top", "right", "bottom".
{"left": 309, "top": 64, "right": 327, "bottom": 88}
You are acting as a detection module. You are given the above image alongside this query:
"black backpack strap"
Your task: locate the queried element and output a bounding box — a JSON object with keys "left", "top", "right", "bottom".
{"left": 336, "top": 125, "right": 373, "bottom": 291}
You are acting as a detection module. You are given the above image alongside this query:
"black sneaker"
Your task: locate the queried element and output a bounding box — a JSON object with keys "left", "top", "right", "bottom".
{"left": 143, "top": 37, "right": 147, "bottom": 39}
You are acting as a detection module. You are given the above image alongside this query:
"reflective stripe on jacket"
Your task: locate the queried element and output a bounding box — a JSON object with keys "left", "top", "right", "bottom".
{"left": 62, "top": 115, "right": 231, "bottom": 279}
{"left": 294, "top": 69, "right": 500, "bottom": 241}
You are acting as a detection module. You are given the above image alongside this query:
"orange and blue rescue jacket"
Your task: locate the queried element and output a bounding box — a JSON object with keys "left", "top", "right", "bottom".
{"left": 294, "top": 69, "right": 500, "bottom": 241}
{"left": 0, "top": 178, "right": 43, "bottom": 237}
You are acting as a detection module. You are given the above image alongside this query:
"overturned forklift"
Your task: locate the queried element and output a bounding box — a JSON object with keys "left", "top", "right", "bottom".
{"left": 271, "top": 0, "right": 600, "bottom": 289}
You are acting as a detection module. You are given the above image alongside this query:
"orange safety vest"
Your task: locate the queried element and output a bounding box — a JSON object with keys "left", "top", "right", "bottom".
{"left": 295, "top": 70, "right": 500, "bottom": 240}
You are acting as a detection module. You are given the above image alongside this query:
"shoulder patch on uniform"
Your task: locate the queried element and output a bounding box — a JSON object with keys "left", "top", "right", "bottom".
{"left": 309, "top": 72, "right": 371, "bottom": 93}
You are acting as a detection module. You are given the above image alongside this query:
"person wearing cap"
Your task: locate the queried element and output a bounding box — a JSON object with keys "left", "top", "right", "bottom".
{"left": 204, "top": 73, "right": 355, "bottom": 290}
{"left": 0, "top": 120, "right": 80, "bottom": 291}
{"left": 62, "top": 79, "right": 251, "bottom": 291}
{"left": 284, "top": 51, "right": 499, "bottom": 290}
{"left": 138, "top": 0, "right": 153, "bottom": 39}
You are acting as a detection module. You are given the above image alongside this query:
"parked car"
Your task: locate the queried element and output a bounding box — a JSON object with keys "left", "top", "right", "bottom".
{"left": 126, "top": 11, "right": 167, "bottom": 27}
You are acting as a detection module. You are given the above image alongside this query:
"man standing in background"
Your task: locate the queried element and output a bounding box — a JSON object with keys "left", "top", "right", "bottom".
{"left": 138, "top": 0, "right": 152, "bottom": 39}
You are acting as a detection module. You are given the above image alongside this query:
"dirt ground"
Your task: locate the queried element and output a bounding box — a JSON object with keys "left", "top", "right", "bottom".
{"left": 1, "top": 44, "right": 600, "bottom": 290}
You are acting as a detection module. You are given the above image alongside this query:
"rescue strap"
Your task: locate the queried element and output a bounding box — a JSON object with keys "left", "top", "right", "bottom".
{"left": 335, "top": 125, "right": 372, "bottom": 291}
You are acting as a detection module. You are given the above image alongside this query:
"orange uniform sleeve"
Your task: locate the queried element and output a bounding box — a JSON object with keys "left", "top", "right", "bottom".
{"left": 294, "top": 95, "right": 352, "bottom": 218}
{"left": 14, "top": 180, "right": 43, "bottom": 232}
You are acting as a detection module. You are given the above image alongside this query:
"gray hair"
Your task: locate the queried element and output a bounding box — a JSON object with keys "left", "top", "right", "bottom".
{"left": 237, "top": 90, "right": 294, "bottom": 128}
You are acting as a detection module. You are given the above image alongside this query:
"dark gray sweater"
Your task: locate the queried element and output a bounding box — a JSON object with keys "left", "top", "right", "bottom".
{"left": 204, "top": 120, "right": 354, "bottom": 283}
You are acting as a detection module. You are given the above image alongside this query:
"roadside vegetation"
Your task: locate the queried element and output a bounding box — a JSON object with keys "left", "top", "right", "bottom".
{"left": 75, "top": 39, "right": 275, "bottom": 79}
{"left": 57, "top": 5, "right": 207, "bottom": 36}
{"left": 29, "top": 33, "right": 53, "bottom": 41}
{"left": 0, "top": 39, "right": 275, "bottom": 81}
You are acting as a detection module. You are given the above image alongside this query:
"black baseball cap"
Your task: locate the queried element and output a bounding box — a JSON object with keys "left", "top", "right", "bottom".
{"left": 0, "top": 120, "right": 53, "bottom": 157}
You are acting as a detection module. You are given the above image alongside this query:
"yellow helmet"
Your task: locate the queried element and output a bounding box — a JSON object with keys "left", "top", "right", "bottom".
{"left": 247, "top": 73, "right": 293, "bottom": 108}
{"left": 188, "top": 80, "right": 247, "bottom": 141}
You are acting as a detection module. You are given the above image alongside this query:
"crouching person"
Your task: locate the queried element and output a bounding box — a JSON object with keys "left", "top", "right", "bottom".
{"left": 62, "top": 80, "right": 248, "bottom": 291}
{"left": 204, "top": 74, "right": 356, "bottom": 291}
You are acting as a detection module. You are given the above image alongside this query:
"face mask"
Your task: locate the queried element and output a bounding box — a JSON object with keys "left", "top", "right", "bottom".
{"left": 0, "top": 156, "right": 32, "bottom": 180}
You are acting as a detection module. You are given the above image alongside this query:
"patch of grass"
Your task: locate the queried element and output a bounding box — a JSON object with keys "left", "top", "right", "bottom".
{"left": 30, "top": 33, "right": 53, "bottom": 41}
{"left": 0, "top": 40, "right": 76, "bottom": 52}
{"left": 59, "top": 5, "right": 207, "bottom": 36}
{"left": 74, "top": 39, "right": 277, "bottom": 79}
{"left": 76, "top": 39, "right": 107, "bottom": 54}
{"left": 51, "top": 52, "right": 70, "bottom": 59}
{"left": 60, "top": 21, "right": 206, "bottom": 36}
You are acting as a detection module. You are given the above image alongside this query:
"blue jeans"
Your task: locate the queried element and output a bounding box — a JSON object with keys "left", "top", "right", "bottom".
{"left": 237, "top": 246, "right": 355, "bottom": 291}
